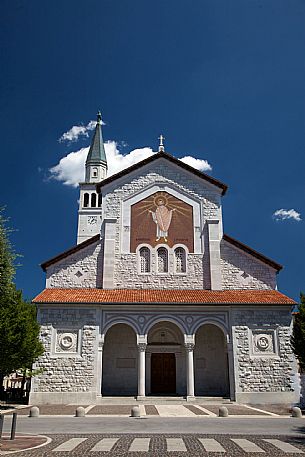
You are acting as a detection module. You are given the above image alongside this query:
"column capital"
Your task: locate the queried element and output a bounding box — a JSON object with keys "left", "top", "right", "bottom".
{"left": 184, "top": 342, "right": 195, "bottom": 352}
{"left": 184, "top": 334, "right": 195, "bottom": 348}
{"left": 137, "top": 343, "right": 147, "bottom": 352}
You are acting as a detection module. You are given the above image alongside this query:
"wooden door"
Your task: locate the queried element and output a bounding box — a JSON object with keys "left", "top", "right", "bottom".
{"left": 151, "top": 353, "right": 176, "bottom": 394}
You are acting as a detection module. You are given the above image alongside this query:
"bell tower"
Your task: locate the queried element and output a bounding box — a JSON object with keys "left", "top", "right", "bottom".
{"left": 77, "top": 111, "right": 107, "bottom": 244}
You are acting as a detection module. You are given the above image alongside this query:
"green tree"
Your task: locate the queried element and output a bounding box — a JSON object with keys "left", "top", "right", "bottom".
{"left": 0, "top": 209, "right": 44, "bottom": 388}
{"left": 291, "top": 293, "right": 305, "bottom": 370}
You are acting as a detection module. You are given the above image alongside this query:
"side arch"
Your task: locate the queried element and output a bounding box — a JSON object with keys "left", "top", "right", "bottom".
{"left": 102, "top": 323, "right": 138, "bottom": 396}
{"left": 192, "top": 318, "right": 230, "bottom": 342}
{"left": 194, "top": 323, "right": 230, "bottom": 397}
{"left": 102, "top": 318, "right": 140, "bottom": 336}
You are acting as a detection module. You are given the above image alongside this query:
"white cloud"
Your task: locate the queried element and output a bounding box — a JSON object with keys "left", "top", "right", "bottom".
{"left": 59, "top": 120, "right": 97, "bottom": 143}
{"left": 180, "top": 155, "right": 212, "bottom": 171}
{"left": 49, "top": 147, "right": 89, "bottom": 186}
{"left": 273, "top": 209, "right": 301, "bottom": 222}
{"left": 49, "top": 141, "right": 212, "bottom": 187}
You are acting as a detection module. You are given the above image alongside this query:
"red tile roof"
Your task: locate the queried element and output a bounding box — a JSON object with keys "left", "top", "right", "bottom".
{"left": 33, "top": 288, "right": 296, "bottom": 305}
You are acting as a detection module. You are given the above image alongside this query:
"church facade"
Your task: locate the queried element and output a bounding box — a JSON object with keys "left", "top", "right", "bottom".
{"left": 31, "top": 114, "right": 297, "bottom": 405}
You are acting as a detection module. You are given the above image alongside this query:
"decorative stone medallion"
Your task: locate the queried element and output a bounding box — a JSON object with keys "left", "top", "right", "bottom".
{"left": 252, "top": 330, "right": 276, "bottom": 356}
{"left": 87, "top": 216, "right": 97, "bottom": 225}
{"left": 56, "top": 330, "right": 78, "bottom": 353}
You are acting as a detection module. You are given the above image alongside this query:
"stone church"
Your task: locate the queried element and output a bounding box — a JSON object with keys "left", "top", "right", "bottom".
{"left": 31, "top": 113, "right": 297, "bottom": 405}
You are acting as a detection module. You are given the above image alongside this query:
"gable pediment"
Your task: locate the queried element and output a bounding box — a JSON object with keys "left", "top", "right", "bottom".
{"left": 96, "top": 151, "right": 227, "bottom": 196}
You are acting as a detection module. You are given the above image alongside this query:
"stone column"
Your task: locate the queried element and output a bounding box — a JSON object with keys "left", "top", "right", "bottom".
{"left": 137, "top": 342, "right": 147, "bottom": 399}
{"left": 184, "top": 335, "right": 195, "bottom": 401}
{"left": 137, "top": 335, "right": 147, "bottom": 400}
{"left": 96, "top": 335, "right": 104, "bottom": 397}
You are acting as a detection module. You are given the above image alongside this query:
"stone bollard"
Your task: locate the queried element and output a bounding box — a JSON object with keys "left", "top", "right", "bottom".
{"left": 291, "top": 407, "right": 302, "bottom": 418}
{"left": 75, "top": 407, "right": 86, "bottom": 417}
{"left": 219, "top": 406, "right": 229, "bottom": 417}
{"left": 29, "top": 406, "right": 40, "bottom": 418}
{"left": 131, "top": 406, "right": 141, "bottom": 417}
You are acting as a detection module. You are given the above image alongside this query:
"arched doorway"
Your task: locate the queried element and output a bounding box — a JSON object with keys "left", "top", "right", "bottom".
{"left": 102, "top": 323, "right": 137, "bottom": 395}
{"left": 147, "top": 321, "right": 184, "bottom": 396}
{"left": 194, "top": 324, "right": 229, "bottom": 396}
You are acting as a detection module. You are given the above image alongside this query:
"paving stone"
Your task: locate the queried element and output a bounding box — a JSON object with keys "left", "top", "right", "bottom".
{"left": 129, "top": 437, "right": 150, "bottom": 451}
{"left": 231, "top": 438, "right": 265, "bottom": 453}
{"left": 204, "top": 404, "right": 270, "bottom": 415}
{"left": 156, "top": 405, "right": 196, "bottom": 417}
{"left": 144, "top": 404, "right": 159, "bottom": 415}
{"left": 185, "top": 405, "right": 209, "bottom": 415}
{"left": 86, "top": 405, "right": 135, "bottom": 415}
{"left": 199, "top": 438, "right": 226, "bottom": 452}
{"left": 264, "top": 439, "right": 304, "bottom": 453}
{"left": 52, "top": 437, "right": 87, "bottom": 451}
{"left": 90, "top": 437, "right": 119, "bottom": 451}
{"left": 166, "top": 437, "right": 187, "bottom": 452}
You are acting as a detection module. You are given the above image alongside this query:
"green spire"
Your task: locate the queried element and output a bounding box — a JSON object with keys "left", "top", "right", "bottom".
{"left": 86, "top": 111, "right": 107, "bottom": 165}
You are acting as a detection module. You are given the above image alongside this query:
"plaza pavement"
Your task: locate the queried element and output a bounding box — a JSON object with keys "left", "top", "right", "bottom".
{"left": 1, "top": 403, "right": 305, "bottom": 455}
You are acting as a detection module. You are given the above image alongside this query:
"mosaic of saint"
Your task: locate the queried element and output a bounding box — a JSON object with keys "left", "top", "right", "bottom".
{"left": 130, "top": 192, "right": 194, "bottom": 252}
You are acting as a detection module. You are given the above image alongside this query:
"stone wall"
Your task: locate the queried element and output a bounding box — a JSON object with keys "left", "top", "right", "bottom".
{"left": 221, "top": 240, "right": 276, "bottom": 290}
{"left": 31, "top": 307, "right": 98, "bottom": 397}
{"left": 232, "top": 307, "right": 295, "bottom": 397}
{"left": 46, "top": 241, "right": 102, "bottom": 288}
{"left": 113, "top": 253, "right": 208, "bottom": 289}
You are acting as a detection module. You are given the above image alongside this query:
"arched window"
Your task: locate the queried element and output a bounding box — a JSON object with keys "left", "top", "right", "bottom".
{"left": 98, "top": 193, "right": 102, "bottom": 207}
{"left": 157, "top": 247, "right": 168, "bottom": 273}
{"left": 139, "top": 247, "right": 150, "bottom": 273}
{"left": 91, "top": 193, "right": 97, "bottom": 207}
{"left": 83, "top": 193, "right": 89, "bottom": 208}
{"left": 92, "top": 167, "right": 98, "bottom": 178}
{"left": 175, "top": 247, "right": 186, "bottom": 273}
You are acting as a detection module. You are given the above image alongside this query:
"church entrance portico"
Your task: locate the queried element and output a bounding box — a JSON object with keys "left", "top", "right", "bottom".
{"left": 146, "top": 321, "right": 185, "bottom": 396}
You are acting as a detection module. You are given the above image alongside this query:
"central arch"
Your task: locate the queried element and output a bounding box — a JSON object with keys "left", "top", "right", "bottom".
{"left": 146, "top": 321, "right": 185, "bottom": 396}
{"left": 194, "top": 324, "right": 229, "bottom": 396}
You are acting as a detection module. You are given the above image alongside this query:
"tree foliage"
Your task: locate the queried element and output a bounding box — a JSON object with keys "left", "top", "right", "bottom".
{"left": 0, "top": 209, "right": 44, "bottom": 381}
{"left": 291, "top": 293, "right": 305, "bottom": 370}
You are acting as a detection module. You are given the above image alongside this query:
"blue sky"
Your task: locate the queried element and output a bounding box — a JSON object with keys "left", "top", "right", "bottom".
{"left": 0, "top": 0, "right": 304, "bottom": 300}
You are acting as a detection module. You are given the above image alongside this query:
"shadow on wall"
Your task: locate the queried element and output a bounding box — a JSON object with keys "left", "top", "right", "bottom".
{"left": 96, "top": 239, "right": 104, "bottom": 288}
{"left": 102, "top": 324, "right": 138, "bottom": 396}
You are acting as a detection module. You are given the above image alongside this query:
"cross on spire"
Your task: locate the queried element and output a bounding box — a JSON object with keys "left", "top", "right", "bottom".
{"left": 97, "top": 110, "right": 102, "bottom": 124}
{"left": 158, "top": 134, "right": 165, "bottom": 152}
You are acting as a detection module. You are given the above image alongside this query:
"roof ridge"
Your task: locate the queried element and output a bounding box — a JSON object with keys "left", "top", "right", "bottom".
{"left": 223, "top": 234, "right": 282, "bottom": 271}
{"left": 96, "top": 151, "right": 228, "bottom": 195}
{"left": 41, "top": 234, "right": 100, "bottom": 271}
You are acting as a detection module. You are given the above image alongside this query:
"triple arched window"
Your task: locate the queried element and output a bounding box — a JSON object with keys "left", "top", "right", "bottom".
{"left": 138, "top": 245, "right": 187, "bottom": 274}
